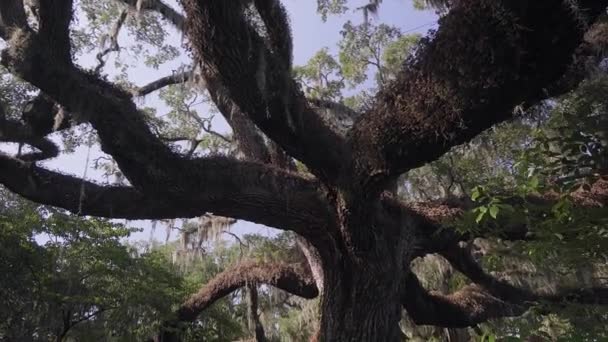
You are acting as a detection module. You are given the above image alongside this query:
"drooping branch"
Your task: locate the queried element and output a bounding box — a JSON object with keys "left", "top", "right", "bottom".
{"left": 154, "top": 261, "right": 318, "bottom": 341}
{"left": 393, "top": 178, "right": 608, "bottom": 256}
{"left": 349, "top": 0, "right": 608, "bottom": 193}
{"left": 440, "top": 243, "right": 608, "bottom": 306}
{"left": 182, "top": 0, "right": 349, "bottom": 182}
{"left": 403, "top": 272, "right": 526, "bottom": 327}
{"left": 176, "top": 261, "right": 319, "bottom": 322}
{"left": 404, "top": 243, "right": 608, "bottom": 327}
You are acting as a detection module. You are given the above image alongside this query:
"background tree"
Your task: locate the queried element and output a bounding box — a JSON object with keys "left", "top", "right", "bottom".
{"left": 1, "top": 0, "right": 608, "bottom": 341}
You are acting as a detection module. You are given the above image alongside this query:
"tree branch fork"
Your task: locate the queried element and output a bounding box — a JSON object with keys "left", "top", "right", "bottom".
{"left": 1, "top": 0, "right": 608, "bottom": 338}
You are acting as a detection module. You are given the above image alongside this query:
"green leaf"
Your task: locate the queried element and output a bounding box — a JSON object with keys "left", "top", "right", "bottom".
{"left": 489, "top": 205, "right": 499, "bottom": 219}
{"left": 475, "top": 211, "right": 486, "bottom": 223}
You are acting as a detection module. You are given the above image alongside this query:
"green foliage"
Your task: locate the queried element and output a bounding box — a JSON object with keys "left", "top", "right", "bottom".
{"left": 293, "top": 48, "right": 344, "bottom": 101}
{"left": 339, "top": 21, "right": 402, "bottom": 88}
{"left": 316, "top": 0, "right": 349, "bottom": 21}
{"left": 0, "top": 195, "right": 185, "bottom": 341}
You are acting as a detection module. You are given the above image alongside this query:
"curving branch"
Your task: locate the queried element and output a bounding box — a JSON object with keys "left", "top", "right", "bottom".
{"left": 94, "top": 8, "right": 128, "bottom": 74}
{"left": 404, "top": 243, "right": 608, "bottom": 328}
{"left": 349, "top": 0, "right": 608, "bottom": 193}
{"left": 404, "top": 266, "right": 608, "bottom": 328}
{"left": 388, "top": 178, "right": 608, "bottom": 256}
{"left": 154, "top": 261, "right": 318, "bottom": 341}
{"left": 177, "top": 261, "right": 318, "bottom": 321}
{"left": 403, "top": 272, "right": 526, "bottom": 327}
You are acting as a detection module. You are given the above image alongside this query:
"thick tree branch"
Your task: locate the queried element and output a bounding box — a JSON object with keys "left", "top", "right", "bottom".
{"left": 403, "top": 272, "right": 526, "bottom": 327}
{"left": 182, "top": 0, "right": 349, "bottom": 182}
{"left": 404, "top": 243, "right": 608, "bottom": 327}
{"left": 0, "top": 152, "right": 332, "bottom": 234}
{"left": 154, "top": 261, "right": 318, "bottom": 341}
{"left": 176, "top": 261, "right": 318, "bottom": 322}
{"left": 253, "top": 0, "right": 293, "bottom": 68}
{"left": 396, "top": 178, "right": 608, "bottom": 256}
{"left": 349, "top": 0, "right": 608, "bottom": 193}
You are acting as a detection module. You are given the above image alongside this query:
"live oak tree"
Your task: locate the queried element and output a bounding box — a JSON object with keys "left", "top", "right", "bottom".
{"left": 2, "top": 0, "right": 608, "bottom": 341}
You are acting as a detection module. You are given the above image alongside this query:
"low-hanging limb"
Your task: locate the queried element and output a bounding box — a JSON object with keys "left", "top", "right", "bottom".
{"left": 402, "top": 272, "right": 527, "bottom": 328}
{"left": 440, "top": 242, "right": 608, "bottom": 306}
{"left": 348, "top": 0, "right": 608, "bottom": 194}
{"left": 404, "top": 264, "right": 608, "bottom": 328}
{"left": 177, "top": 261, "right": 318, "bottom": 320}
{"left": 404, "top": 242, "right": 608, "bottom": 328}
{"left": 393, "top": 177, "right": 608, "bottom": 256}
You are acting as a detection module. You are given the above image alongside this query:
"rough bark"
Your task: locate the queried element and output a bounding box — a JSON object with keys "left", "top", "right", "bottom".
{"left": 348, "top": 0, "right": 608, "bottom": 194}
{"left": 155, "top": 261, "right": 318, "bottom": 341}
{"left": 1, "top": 0, "right": 608, "bottom": 340}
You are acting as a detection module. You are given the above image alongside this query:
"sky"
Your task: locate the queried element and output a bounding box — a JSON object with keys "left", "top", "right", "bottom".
{"left": 2, "top": 0, "right": 438, "bottom": 244}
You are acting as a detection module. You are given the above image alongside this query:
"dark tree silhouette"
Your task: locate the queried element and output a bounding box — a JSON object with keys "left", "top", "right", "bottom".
{"left": 1, "top": 0, "right": 608, "bottom": 340}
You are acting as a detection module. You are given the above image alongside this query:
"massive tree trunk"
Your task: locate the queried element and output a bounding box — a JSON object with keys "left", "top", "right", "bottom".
{"left": 309, "top": 195, "right": 415, "bottom": 341}
{"left": 2, "top": 0, "right": 608, "bottom": 341}
{"left": 318, "top": 258, "right": 405, "bottom": 341}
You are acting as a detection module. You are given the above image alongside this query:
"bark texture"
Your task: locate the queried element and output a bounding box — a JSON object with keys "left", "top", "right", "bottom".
{"left": 1, "top": 0, "right": 608, "bottom": 341}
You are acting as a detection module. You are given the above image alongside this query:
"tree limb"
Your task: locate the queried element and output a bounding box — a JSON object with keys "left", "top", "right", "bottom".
{"left": 349, "top": 0, "right": 608, "bottom": 193}
{"left": 404, "top": 243, "right": 608, "bottom": 327}
{"left": 403, "top": 272, "right": 526, "bottom": 327}
{"left": 0, "top": 152, "right": 332, "bottom": 234}
{"left": 37, "top": 0, "right": 73, "bottom": 64}
{"left": 182, "top": 0, "right": 349, "bottom": 182}
{"left": 176, "top": 261, "right": 318, "bottom": 322}
{"left": 133, "top": 70, "right": 192, "bottom": 96}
